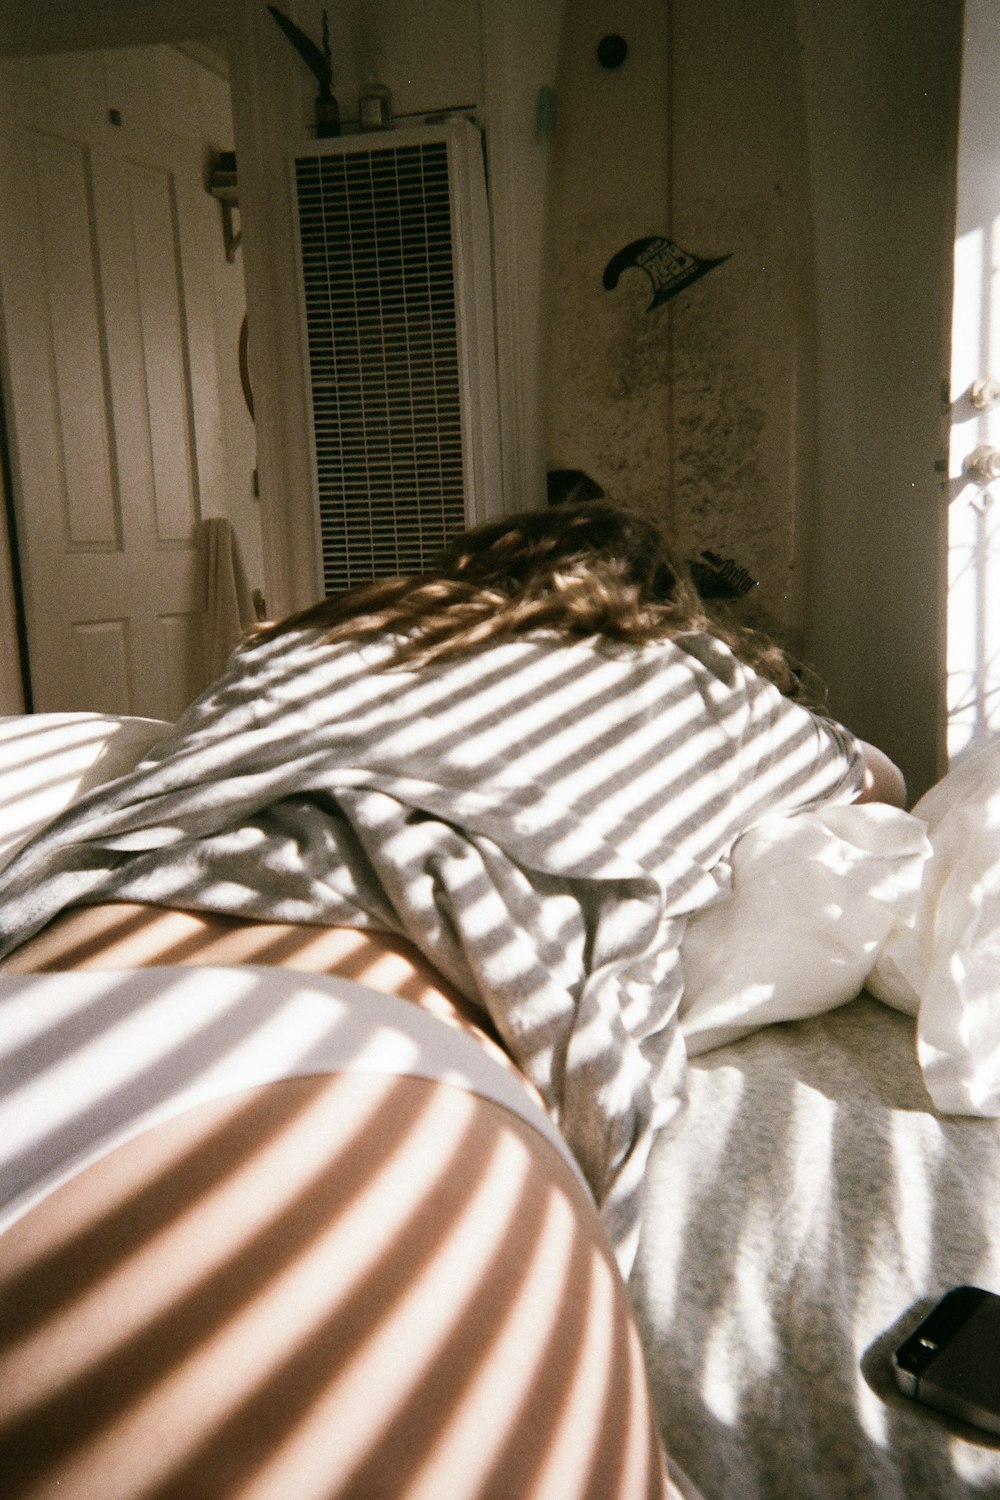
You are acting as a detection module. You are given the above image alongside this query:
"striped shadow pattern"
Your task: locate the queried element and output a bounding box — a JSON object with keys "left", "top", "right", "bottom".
{"left": 0, "top": 627, "right": 863, "bottom": 1273}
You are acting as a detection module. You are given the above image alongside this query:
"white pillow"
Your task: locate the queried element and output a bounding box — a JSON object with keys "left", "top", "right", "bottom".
{"left": 868, "top": 740, "right": 1000, "bottom": 1114}
{"left": 679, "top": 801, "right": 931, "bottom": 1056}
{"left": 0, "top": 713, "right": 172, "bottom": 872}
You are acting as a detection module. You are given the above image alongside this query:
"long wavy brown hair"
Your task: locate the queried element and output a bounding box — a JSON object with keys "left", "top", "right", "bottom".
{"left": 253, "top": 500, "right": 808, "bottom": 698}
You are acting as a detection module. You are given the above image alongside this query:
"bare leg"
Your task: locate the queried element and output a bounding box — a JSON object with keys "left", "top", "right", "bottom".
{"left": 0, "top": 1071, "right": 668, "bottom": 1500}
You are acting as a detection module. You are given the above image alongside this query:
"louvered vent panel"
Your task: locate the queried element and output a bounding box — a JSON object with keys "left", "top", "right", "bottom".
{"left": 295, "top": 139, "right": 469, "bottom": 595}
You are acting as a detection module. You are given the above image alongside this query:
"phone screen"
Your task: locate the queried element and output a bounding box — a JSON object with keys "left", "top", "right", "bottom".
{"left": 893, "top": 1285, "right": 1000, "bottom": 1437}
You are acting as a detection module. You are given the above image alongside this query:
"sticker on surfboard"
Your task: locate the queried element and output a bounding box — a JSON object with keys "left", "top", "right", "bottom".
{"left": 602, "top": 235, "right": 730, "bottom": 310}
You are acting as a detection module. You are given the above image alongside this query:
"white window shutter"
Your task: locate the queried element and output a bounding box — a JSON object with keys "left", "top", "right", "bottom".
{"left": 292, "top": 120, "right": 503, "bottom": 595}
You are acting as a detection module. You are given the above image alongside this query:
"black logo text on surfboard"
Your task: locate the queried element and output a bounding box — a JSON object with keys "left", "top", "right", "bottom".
{"left": 603, "top": 235, "right": 730, "bottom": 310}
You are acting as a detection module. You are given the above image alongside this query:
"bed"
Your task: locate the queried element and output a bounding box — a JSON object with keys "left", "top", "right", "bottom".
{"left": 4, "top": 712, "right": 1000, "bottom": 1500}
{"left": 631, "top": 995, "right": 1000, "bottom": 1499}
{"left": 631, "top": 742, "right": 1000, "bottom": 1499}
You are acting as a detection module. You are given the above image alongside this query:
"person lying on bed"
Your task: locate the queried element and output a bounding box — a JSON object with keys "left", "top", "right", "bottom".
{"left": 0, "top": 499, "right": 902, "bottom": 1500}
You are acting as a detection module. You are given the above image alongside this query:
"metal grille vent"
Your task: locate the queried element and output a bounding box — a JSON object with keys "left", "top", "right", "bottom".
{"left": 295, "top": 139, "right": 469, "bottom": 595}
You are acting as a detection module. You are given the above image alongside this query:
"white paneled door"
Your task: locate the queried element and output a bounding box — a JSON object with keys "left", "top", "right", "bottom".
{"left": 0, "top": 61, "right": 225, "bottom": 720}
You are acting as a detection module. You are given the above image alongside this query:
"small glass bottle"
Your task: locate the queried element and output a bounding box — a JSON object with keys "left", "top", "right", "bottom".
{"left": 358, "top": 74, "right": 393, "bottom": 131}
{"left": 314, "top": 90, "right": 341, "bottom": 138}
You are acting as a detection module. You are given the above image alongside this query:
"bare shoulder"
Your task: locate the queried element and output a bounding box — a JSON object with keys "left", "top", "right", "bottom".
{"left": 854, "top": 740, "right": 907, "bottom": 807}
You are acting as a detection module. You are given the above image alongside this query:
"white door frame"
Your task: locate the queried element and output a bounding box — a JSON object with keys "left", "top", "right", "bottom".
{"left": 946, "top": 0, "right": 1000, "bottom": 764}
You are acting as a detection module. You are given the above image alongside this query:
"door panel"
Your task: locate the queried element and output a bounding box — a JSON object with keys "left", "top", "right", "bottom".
{"left": 128, "top": 157, "right": 201, "bottom": 545}
{"left": 31, "top": 130, "right": 122, "bottom": 550}
{"left": 72, "top": 618, "right": 134, "bottom": 715}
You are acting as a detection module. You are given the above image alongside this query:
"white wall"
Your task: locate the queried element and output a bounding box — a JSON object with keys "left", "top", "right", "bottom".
{"left": 0, "top": 0, "right": 965, "bottom": 798}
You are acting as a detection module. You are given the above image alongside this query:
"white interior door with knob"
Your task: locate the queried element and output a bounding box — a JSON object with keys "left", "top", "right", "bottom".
{"left": 0, "top": 57, "right": 226, "bottom": 721}
{"left": 948, "top": 0, "right": 1000, "bottom": 761}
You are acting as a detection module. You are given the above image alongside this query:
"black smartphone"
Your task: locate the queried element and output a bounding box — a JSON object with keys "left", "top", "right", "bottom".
{"left": 892, "top": 1285, "right": 1000, "bottom": 1437}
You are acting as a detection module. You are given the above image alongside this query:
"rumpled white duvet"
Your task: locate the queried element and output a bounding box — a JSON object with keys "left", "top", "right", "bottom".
{"left": 681, "top": 739, "right": 1000, "bottom": 1120}
{"left": 866, "top": 742, "right": 1000, "bottom": 1115}
{"left": 679, "top": 799, "right": 928, "bottom": 1053}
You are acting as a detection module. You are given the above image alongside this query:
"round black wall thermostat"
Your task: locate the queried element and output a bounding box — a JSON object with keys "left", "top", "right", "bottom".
{"left": 597, "top": 34, "right": 628, "bottom": 70}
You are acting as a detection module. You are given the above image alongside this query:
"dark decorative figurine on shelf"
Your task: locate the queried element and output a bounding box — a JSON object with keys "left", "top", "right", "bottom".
{"left": 267, "top": 4, "right": 341, "bottom": 137}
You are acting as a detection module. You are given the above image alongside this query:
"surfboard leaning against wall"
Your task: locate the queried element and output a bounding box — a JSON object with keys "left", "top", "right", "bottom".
{"left": 541, "top": 0, "right": 814, "bottom": 646}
